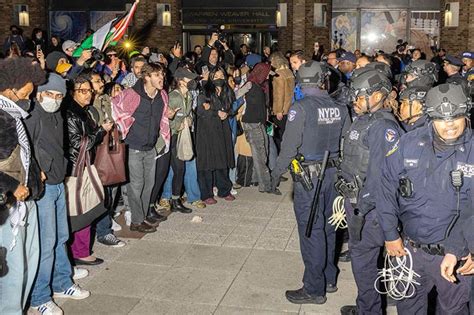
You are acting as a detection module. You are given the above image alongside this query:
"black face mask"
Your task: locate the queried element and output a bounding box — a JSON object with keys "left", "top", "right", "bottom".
{"left": 11, "top": 30, "right": 19, "bottom": 36}
{"left": 213, "top": 79, "right": 226, "bottom": 87}
{"left": 16, "top": 99, "right": 31, "bottom": 111}
{"left": 187, "top": 80, "right": 198, "bottom": 91}
{"left": 234, "top": 76, "right": 242, "bottom": 85}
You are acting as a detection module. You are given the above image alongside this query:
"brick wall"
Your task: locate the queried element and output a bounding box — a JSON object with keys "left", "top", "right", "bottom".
{"left": 440, "top": 0, "right": 474, "bottom": 55}
{"left": 277, "top": 0, "right": 331, "bottom": 56}
{"left": 0, "top": 0, "right": 47, "bottom": 42}
{"left": 132, "top": 0, "right": 182, "bottom": 53}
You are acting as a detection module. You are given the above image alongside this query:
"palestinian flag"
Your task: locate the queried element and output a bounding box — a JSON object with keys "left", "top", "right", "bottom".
{"left": 73, "top": 0, "right": 139, "bottom": 58}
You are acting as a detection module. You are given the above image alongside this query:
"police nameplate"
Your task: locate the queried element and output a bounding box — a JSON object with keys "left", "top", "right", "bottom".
{"left": 456, "top": 162, "right": 474, "bottom": 178}
{"left": 404, "top": 159, "right": 419, "bottom": 168}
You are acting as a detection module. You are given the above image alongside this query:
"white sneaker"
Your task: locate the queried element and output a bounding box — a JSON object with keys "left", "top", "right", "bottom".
{"left": 111, "top": 218, "right": 122, "bottom": 231}
{"left": 53, "top": 284, "right": 90, "bottom": 300}
{"left": 124, "top": 210, "right": 132, "bottom": 226}
{"left": 30, "top": 301, "right": 63, "bottom": 315}
{"left": 72, "top": 267, "right": 89, "bottom": 280}
{"left": 230, "top": 188, "right": 238, "bottom": 195}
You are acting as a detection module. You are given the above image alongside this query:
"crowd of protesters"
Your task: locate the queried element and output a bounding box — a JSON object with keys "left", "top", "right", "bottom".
{"left": 0, "top": 24, "right": 473, "bottom": 315}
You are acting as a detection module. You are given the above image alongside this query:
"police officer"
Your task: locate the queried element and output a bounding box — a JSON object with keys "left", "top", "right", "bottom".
{"left": 377, "top": 83, "right": 472, "bottom": 314}
{"left": 444, "top": 55, "right": 468, "bottom": 91}
{"left": 270, "top": 61, "right": 350, "bottom": 304}
{"left": 401, "top": 60, "right": 438, "bottom": 90}
{"left": 461, "top": 51, "right": 474, "bottom": 80}
{"left": 397, "top": 86, "right": 430, "bottom": 132}
{"left": 335, "top": 68, "right": 402, "bottom": 315}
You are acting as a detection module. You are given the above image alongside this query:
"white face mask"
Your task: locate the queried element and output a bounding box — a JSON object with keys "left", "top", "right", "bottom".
{"left": 39, "top": 96, "right": 61, "bottom": 113}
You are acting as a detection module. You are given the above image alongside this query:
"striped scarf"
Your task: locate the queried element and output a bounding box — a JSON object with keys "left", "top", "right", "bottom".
{"left": 0, "top": 95, "right": 31, "bottom": 250}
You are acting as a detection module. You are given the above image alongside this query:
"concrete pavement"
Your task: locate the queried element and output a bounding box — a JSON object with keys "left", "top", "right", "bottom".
{"left": 59, "top": 180, "right": 387, "bottom": 314}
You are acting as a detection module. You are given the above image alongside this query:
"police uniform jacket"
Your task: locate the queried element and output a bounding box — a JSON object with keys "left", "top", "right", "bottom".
{"left": 377, "top": 125, "right": 473, "bottom": 244}
{"left": 338, "top": 108, "right": 402, "bottom": 217}
{"left": 272, "top": 88, "right": 349, "bottom": 179}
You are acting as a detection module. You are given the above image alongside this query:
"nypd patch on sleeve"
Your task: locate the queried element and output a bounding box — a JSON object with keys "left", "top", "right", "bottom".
{"left": 384, "top": 129, "right": 397, "bottom": 143}
{"left": 288, "top": 109, "right": 297, "bottom": 122}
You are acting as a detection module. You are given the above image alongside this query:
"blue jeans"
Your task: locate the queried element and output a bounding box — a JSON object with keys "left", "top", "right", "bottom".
{"left": 0, "top": 201, "right": 39, "bottom": 314}
{"left": 162, "top": 158, "right": 201, "bottom": 203}
{"left": 95, "top": 186, "right": 117, "bottom": 239}
{"left": 30, "top": 183, "right": 73, "bottom": 307}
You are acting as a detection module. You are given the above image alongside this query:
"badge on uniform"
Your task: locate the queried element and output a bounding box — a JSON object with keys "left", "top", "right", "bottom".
{"left": 385, "top": 129, "right": 397, "bottom": 143}
{"left": 288, "top": 110, "right": 297, "bottom": 122}
{"left": 349, "top": 130, "right": 359, "bottom": 140}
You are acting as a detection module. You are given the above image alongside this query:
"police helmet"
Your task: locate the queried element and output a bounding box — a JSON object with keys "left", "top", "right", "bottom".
{"left": 403, "top": 60, "right": 438, "bottom": 88}
{"left": 365, "top": 62, "right": 393, "bottom": 79}
{"left": 350, "top": 68, "right": 392, "bottom": 99}
{"left": 296, "top": 61, "right": 329, "bottom": 86}
{"left": 399, "top": 86, "right": 429, "bottom": 105}
{"left": 425, "top": 83, "right": 472, "bottom": 120}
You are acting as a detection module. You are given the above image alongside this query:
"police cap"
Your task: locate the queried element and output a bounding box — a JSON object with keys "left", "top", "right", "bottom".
{"left": 296, "top": 61, "right": 328, "bottom": 85}
{"left": 425, "top": 83, "right": 471, "bottom": 120}
{"left": 444, "top": 55, "right": 464, "bottom": 67}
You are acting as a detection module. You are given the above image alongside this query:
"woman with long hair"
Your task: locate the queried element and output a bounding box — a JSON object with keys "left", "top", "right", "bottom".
{"left": 195, "top": 67, "right": 235, "bottom": 204}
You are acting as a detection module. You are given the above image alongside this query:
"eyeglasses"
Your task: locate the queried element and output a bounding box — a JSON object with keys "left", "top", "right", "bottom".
{"left": 74, "top": 89, "right": 93, "bottom": 95}
{"left": 43, "top": 91, "right": 64, "bottom": 100}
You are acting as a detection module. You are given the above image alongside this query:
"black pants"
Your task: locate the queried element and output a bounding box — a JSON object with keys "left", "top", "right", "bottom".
{"left": 272, "top": 115, "right": 287, "bottom": 153}
{"left": 150, "top": 151, "right": 171, "bottom": 204}
{"left": 197, "top": 169, "right": 232, "bottom": 200}
{"left": 170, "top": 134, "right": 185, "bottom": 199}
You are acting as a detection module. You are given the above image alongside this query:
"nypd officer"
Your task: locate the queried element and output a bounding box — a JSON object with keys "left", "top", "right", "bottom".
{"left": 397, "top": 86, "right": 430, "bottom": 132}
{"left": 377, "top": 83, "right": 472, "bottom": 314}
{"left": 271, "top": 61, "right": 349, "bottom": 304}
{"left": 444, "top": 55, "right": 468, "bottom": 90}
{"left": 335, "top": 68, "right": 402, "bottom": 315}
{"left": 401, "top": 60, "right": 438, "bottom": 90}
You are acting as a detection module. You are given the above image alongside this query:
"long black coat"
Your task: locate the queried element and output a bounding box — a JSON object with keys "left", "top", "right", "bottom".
{"left": 195, "top": 94, "right": 235, "bottom": 171}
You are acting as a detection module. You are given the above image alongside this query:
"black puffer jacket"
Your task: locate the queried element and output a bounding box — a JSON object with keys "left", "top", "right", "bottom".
{"left": 65, "top": 99, "right": 106, "bottom": 175}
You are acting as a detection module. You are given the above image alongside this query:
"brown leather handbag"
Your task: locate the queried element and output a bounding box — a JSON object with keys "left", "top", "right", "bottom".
{"left": 94, "top": 128, "right": 127, "bottom": 186}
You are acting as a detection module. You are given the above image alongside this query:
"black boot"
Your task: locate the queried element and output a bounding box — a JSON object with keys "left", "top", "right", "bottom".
{"left": 146, "top": 206, "right": 167, "bottom": 224}
{"left": 340, "top": 305, "right": 358, "bottom": 315}
{"left": 285, "top": 287, "right": 327, "bottom": 304}
{"left": 339, "top": 250, "right": 351, "bottom": 262}
{"left": 170, "top": 198, "right": 192, "bottom": 214}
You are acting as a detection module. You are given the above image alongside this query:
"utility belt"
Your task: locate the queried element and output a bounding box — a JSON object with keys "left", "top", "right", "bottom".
{"left": 404, "top": 237, "right": 445, "bottom": 256}
{"left": 302, "top": 159, "right": 337, "bottom": 177}
{"left": 289, "top": 156, "right": 336, "bottom": 192}
{"left": 334, "top": 176, "right": 360, "bottom": 205}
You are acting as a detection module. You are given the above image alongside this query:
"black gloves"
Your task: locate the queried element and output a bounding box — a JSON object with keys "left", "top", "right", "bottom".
{"left": 349, "top": 211, "right": 365, "bottom": 242}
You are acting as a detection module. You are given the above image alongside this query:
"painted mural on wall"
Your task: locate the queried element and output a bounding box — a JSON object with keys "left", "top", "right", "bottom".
{"left": 331, "top": 11, "right": 357, "bottom": 51}
{"left": 360, "top": 10, "right": 408, "bottom": 54}
{"left": 410, "top": 11, "right": 440, "bottom": 58}
{"left": 49, "top": 11, "right": 88, "bottom": 42}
